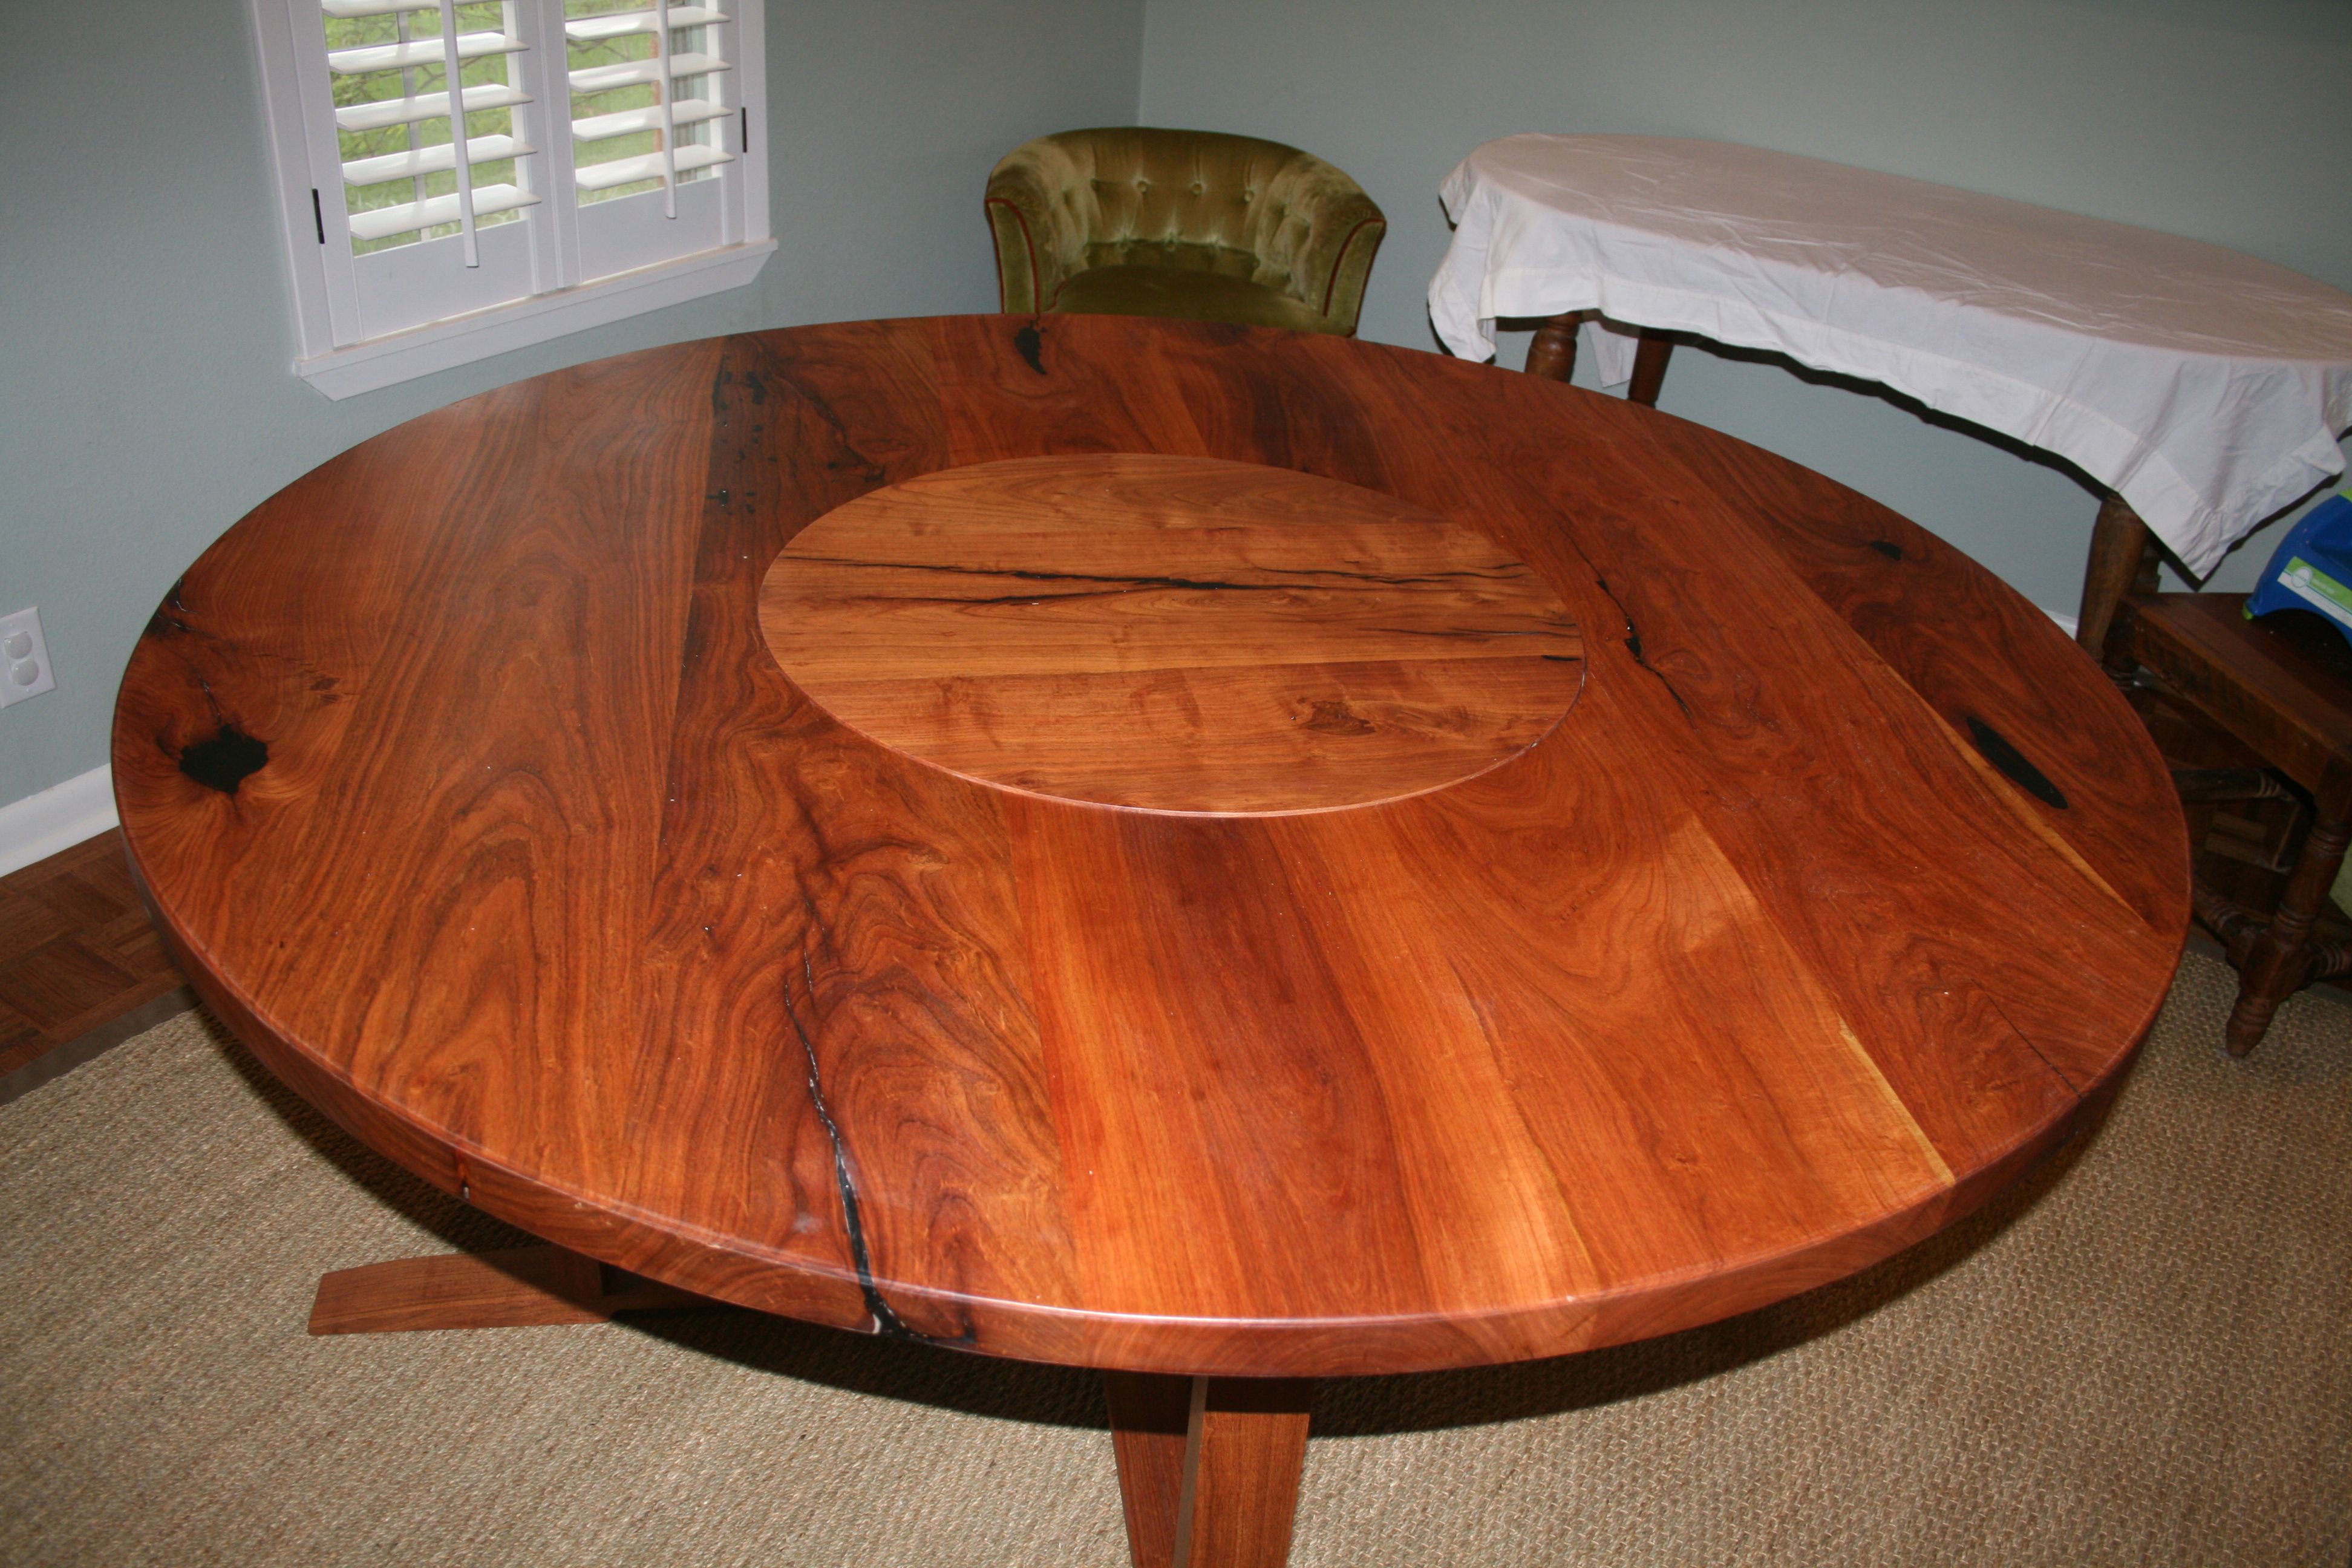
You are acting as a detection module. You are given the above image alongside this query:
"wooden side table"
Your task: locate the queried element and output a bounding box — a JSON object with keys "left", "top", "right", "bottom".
{"left": 2113, "top": 593, "right": 2352, "bottom": 1053}
{"left": 1433, "top": 136, "right": 2352, "bottom": 678}
{"left": 1521, "top": 322, "right": 2170, "bottom": 676}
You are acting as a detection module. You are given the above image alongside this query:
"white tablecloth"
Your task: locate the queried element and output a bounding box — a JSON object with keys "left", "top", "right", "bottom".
{"left": 1431, "top": 134, "right": 2352, "bottom": 577}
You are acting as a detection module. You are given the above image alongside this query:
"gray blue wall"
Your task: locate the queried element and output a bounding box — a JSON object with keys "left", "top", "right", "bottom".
{"left": 1141, "top": 0, "right": 2352, "bottom": 609}
{"left": 0, "top": 0, "right": 1145, "bottom": 811}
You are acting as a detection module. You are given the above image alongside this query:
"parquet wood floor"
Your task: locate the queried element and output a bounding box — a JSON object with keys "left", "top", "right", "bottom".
{"left": 0, "top": 831, "right": 189, "bottom": 1101}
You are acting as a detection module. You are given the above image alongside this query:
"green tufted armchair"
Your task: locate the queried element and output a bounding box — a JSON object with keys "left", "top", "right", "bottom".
{"left": 985, "top": 127, "right": 1388, "bottom": 336}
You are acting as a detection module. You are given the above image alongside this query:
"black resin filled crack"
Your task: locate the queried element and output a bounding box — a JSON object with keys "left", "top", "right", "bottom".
{"left": 1013, "top": 320, "right": 1046, "bottom": 374}
{"left": 1592, "top": 576, "right": 1694, "bottom": 722}
{"left": 788, "top": 555, "right": 1530, "bottom": 593}
{"left": 178, "top": 723, "right": 269, "bottom": 795}
{"left": 783, "top": 952, "right": 972, "bottom": 1347}
{"left": 145, "top": 577, "right": 198, "bottom": 639}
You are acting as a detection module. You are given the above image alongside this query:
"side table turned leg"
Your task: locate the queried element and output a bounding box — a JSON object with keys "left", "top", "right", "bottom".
{"left": 1106, "top": 1372, "right": 1313, "bottom": 1568}
{"left": 1627, "top": 330, "right": 1673, "bottom": 408}
{"left": 2077, "top": 493, "right": 2159, "bottom": 678}
{"left": 2226, "top": 812, "right": 2352, "bottom": 1057}
{"left": 1524, "top": 316, "right": 1673, "bottom": 408}
{"left": 1524, "top": 313, "right": 1582, "bottom": 382}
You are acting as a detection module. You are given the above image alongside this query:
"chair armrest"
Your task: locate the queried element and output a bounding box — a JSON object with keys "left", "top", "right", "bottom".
{"left": 1256, "top": 157, "right": 1388, "bottom": 335}
{"left": 985, "top": 141, "right": 1094, "bottom": 315}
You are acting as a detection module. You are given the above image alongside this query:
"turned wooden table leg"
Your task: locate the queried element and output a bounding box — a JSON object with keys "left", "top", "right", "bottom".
{"left": 1106, "top": 1373, "right": 1313, "bottom": 1568}
{"left": 2226, "top": 807, "right": 2352, "bottom": 1057}
{"left": 1627, "top": 330, "right": 1673, "bottom": 407}
{"left": 309, "top": 1243, "right": 712, "bottom": 1334}
{"left": 1524, "top": 312, "right": 1582, "bottom": 382}
{"left": 2078, "top": 493, "right": 2158, "bottom": 674}
{"left": 1526, "top": 317, "right": 1672, "bottom": 407}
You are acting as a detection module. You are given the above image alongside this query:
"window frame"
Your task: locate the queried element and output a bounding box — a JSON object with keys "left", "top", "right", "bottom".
{"left": 249, "top": 0, "right": 774, "bottom": 400}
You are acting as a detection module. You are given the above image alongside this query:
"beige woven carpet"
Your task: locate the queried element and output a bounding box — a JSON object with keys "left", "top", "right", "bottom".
{"left": 2, "top": 949, "right": 2347, "bottom": 1567}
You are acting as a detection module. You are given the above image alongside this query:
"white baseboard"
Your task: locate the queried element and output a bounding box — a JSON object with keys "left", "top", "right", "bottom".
{"left": 2047, "top": 608, "right": 2080, "bottom": 637}
{"left": 0, "top": 765, "right": 117, "bottom": 878}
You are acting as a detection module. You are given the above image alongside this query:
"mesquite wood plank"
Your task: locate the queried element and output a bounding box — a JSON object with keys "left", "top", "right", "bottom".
{"left": 113, "top": 315, "right": 2187, "bottom": 1379}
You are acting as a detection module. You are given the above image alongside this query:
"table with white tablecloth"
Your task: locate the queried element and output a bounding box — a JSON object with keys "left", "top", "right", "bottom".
{"left": 1429, "top": 134, "right": 2352, "bottom": 632}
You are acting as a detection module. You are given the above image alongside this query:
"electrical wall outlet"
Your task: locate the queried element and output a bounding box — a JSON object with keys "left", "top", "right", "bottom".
{"left": 0, "top": 607, "right": 56, "bottom": 709}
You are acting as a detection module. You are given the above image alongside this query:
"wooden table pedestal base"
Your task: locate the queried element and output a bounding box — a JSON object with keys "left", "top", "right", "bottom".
{"left": 1106, "top": 1373, "right": 1313, "bottom": 1568}
{"left": 310, "top": 1246, "right": 1312, "bottom": 1566}
{"left": 307, "top": 1243, "right": 711, "bottom": 1335}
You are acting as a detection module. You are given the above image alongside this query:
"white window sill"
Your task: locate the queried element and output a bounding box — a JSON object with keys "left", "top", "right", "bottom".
{"left": 294, "top": 238, "right": 777, "bottom": 400}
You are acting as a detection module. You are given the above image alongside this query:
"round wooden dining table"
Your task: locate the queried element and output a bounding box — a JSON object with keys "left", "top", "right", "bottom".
{"left": 114, "top": 313, "right": 2188, "bottom": 1567}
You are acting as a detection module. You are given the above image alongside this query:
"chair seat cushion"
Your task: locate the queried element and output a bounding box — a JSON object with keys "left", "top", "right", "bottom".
{"left": 1050, "top": 266, "right": 1335, "bottom": 333}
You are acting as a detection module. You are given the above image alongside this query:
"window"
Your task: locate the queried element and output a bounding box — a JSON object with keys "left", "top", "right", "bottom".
{"left": 250, "top": 0, "right": 773, "bottom": 398}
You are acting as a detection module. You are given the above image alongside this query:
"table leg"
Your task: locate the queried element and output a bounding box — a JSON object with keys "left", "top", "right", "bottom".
{"left": 2225, "top": 806, "right": 2352, "bottom": 1057}
{"left": 1106, "top": 1372, "right": 1192, "bottom": 1566}
{"left": 2077, "top": 493, "right": 2158, "bottom": 670}
{"left": 1105, "top": 1373, "right": 1313, "bottom": 1568}
{"left": 1526, "top": 317, "right": 1672, "bottom": 408}
{"left": 1524, "top": 312, "right": 1581, "bottom": 382}
{"left": 308, "top": 1243, "right": 711, "bottom": 1334}
{"left": 1628, "top": 330, "right": 1673, "bottom": 407}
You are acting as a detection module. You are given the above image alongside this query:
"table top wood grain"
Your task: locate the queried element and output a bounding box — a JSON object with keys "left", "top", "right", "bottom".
{"left": 112, "top": 314, "right": 2189, "bottom": 1379}
{"left": 761, "top": 452, "right": 1584, "bottom": 814}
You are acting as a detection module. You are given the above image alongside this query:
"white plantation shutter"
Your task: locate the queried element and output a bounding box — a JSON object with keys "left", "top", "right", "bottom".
{"left": 563, "top": 0, "right": 737, "bottom": 281}
{"left": 250, "top": 0, "right": 772, "bottom": 397}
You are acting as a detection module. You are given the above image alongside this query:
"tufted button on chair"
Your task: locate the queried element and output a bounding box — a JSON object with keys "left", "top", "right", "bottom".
{"left": 985, "top": 126, "right": 1388, "bottom": 336}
